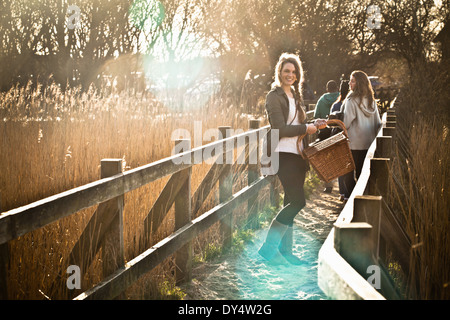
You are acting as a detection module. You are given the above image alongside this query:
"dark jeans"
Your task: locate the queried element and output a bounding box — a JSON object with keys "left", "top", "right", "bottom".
{"left": 342, "top": 149, "right": 368, "bottom": 199}
{"left": 275, "top": 152, "right": 308, "bottom": 226}
{"left": 338, "top": 175, "right": 348, "bottom": 197}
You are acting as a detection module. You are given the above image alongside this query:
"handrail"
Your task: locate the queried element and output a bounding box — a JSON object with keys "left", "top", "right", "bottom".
{"left": 0, "top": 126, "right": 269, "bottom": 245}
{"left": 0, "top": 109, "right": 316, "bottom": 245}
{"left": 318, "top": 107, "right": 402, "bottom": 300}
{"left": 0, "top": 109, "right": 316, "bottom": 300}
{"left": 75, "top": 176, "right": 270, "bottom": 299}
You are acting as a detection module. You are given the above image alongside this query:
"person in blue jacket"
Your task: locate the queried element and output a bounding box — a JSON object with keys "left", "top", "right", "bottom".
{"left": 314, "top": 80, "right": 340, "bottom": 119}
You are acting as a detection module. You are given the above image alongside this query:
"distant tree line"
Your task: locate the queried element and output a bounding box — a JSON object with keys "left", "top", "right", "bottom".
{"left": 0, "top": 0, "right": 448, "bottom": 95}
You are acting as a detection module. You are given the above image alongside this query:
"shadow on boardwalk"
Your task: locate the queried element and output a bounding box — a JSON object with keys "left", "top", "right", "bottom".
{"left": 180, "top": 181, "right": 344, "bottom": 300}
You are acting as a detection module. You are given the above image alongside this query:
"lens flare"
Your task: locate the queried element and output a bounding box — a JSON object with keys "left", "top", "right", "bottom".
{"left": 129, "top": 0, "right": 165, "bottom": 34}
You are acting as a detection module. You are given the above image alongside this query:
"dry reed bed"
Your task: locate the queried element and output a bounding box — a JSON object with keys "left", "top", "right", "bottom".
{"left": 387, "top": 63, "right": 450, "bottom": 300}
{"left": 0, "top": 83, "right": 267, "bottom": 299}
{"left": 389, "top": 117, "right": 449, "bottom": 299}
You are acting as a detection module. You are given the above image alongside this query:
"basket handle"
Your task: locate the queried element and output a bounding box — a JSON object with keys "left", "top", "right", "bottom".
{"left": 326, "top": 119, "right": 349, "bottom": 138}
{"left": 296, "top": 119, "right": 348, "bottom": 155}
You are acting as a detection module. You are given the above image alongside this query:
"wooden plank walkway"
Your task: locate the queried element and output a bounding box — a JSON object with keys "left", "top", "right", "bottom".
{"left": 180, "top": 184, "right": 344, "bottom": 300}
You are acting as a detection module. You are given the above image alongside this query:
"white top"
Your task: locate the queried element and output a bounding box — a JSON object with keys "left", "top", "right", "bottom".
{"left": 275, "top": 96, "right": 303, "bottom": 154}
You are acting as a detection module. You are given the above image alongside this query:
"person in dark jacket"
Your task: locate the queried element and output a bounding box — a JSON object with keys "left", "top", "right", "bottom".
{"left": 258, "top": 53, "right": 326, "bottom": 265}
{"left": 314, "top": 80, "right": 339, "bottom": 119}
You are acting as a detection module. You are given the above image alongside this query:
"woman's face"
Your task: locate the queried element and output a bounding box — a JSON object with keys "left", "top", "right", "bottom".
{"left": 349, "top": 75, "right": 357, "bottom": 91}
{"left": 280, "top": 62, "right": 297, "bottom": 87}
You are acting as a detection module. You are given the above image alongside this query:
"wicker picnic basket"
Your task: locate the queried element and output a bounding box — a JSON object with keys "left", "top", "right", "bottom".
{"left": 297, "top": 119, "right": 355, "bottom": 183}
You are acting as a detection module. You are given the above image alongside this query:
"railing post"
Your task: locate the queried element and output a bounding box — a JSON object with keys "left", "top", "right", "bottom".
{"left": 248, "top": 120, "right": 260, "bottom": 226}
{"left": 219, "top": 126, "right": 233, "bottom": 250}
{"left": 334, "top": 222, "right": 374, "bottom": 277}
{"left": 382, "top": 127, "right": 396, "bottom": 140}
{"left": 374, "top": 136, "right": 392, "bottom": 159}
{"left": 100, "top": 159, "right": 124, "bottom": 278}
{"left": 386, "top": 114, "right": 396, "bottom": 122}
{"left": 352, "top": 195, "right": 382, "bottom": 261}
{"left": 367, "top": 158, "right": 390, "bottom": 198}
{"left": 0, "top": 192, "right": 9, "bottom": 300}
{"left": 174, "top": 139, "right": 192, "bottom": 284}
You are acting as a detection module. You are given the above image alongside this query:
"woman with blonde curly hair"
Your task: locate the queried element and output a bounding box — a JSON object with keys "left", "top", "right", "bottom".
{"left": 341, "top": 70, "right": 382, "bottom": 200}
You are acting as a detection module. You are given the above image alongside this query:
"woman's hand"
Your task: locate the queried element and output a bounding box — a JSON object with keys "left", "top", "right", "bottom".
{"left": 306, "top": 124, "right": 318, "bottom": 135}
{"left": 314, "top": 119, "right": 327, "bottom": 129}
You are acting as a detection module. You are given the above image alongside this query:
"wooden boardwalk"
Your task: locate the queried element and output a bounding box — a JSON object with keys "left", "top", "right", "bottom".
{"left": 180, "top": 186, "right": 343, "bottom": 300}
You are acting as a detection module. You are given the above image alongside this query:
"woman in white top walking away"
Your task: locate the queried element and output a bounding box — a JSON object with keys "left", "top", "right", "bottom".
{"left": 258, "top": 53, "right": 326, "bottom": 265}
{"left": 341, "top": 70, "right": 382, "bottom": 200}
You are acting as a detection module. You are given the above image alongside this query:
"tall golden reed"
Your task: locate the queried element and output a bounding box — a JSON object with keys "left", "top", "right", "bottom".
{"left": 388, "top": 62, "right": 449, "bottom": 299}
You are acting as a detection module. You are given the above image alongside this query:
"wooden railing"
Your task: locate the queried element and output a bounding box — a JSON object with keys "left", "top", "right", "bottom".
{"left": 318, "top": 104, "right": 409, "bottom": 300}
{"left": 0, "top": 110, "right": 316, "bottom": 300}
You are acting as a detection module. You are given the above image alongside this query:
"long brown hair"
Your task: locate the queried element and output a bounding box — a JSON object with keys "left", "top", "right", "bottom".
{"left": 349, "top": 70, "right": 376, "bottom": 110}
{"left": 272, "top": 53, "right": 306, "bottom": 122}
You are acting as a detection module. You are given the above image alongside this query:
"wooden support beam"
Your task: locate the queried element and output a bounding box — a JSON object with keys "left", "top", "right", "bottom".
{"left": 368, "top": 158, "right": 390, "bottom": 197}
{"left": 247, "top": 119, "right": 260, "bottom": 225}
{"left": 382, "top": 127, "right": 396, "bottom": 140}
{"left": 100, "top": 159, "right": 125, "bottom": 278}
{"left": 174, "top": 139, "right": 192, "bottom": 284}
{"left": 386, "top": 115, "right": 396, "bottom": 122}
{"left": 352, "top": 195, "right": 382, "bottom": 260}
{"left": 68, "top": 159, "right": 124, "bottom": 289}
{"left": 367, "top": 158, "right": 411, "bottom": 275}
{"left": 374, "top": 136, "right": 392, "bottom": 159}
{"left": 143, "top": 169, "right": 189, "bottom": 244}
{"left": 384, "top": 121, "right": 396, "bottom": 128}
{"left": 334, "top": 222, "right": 374, "bottom": 278}
{"left": 191, "top": 162, "right": 225, "bottom": 217}
{"left": 219, "top": 126, "right": 233, "bottom": 250}
{"left": 75, "top": 177, "right": 269, "bottom": 300}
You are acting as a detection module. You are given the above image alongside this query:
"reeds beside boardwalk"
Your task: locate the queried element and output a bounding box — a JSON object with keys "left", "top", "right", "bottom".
{"left": 386, "top": 63, "right": 449, "bottom": 299}
{"left": 0, "top": 82, "right": 268, "bottom": 299}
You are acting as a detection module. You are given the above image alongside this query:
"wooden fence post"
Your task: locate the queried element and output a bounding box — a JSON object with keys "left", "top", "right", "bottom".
{"left": 386, "top": 114, "right": 396, "bottom": 122}
{"left": 382, "top": 127, "right": 396, "bottom": 140}
{"left": 0, "top": 192, "right": 9, "bottom": 300}
{"left": 248, "top": 119, "right": 260, "bottom": 226}
{"left": 374, "top": 136, "right": 392, "bottom": 159}
{"left": 368, "top": 158, "right": 390, "bottom": 198}
{"left": 100, "top": 159, "right": 125, "bottom": 278}
{"left": 334, "top": 222, "right": 374, "bottom": 277}
{"left": 219, "top": 126, "right": 233, "bottom": 250}
{"left": 352, "top": 195, "right": 382, "bottom": 261}
{"left": 368, "top": 158, "right": 411, "bottom": 275}
{"left": 174, "top": 139, "right": 192, "bottom": 284}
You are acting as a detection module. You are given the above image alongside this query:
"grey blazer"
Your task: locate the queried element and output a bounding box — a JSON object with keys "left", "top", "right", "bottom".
{"left": 265, "top": 86, "right": 309, "bottom": 150}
